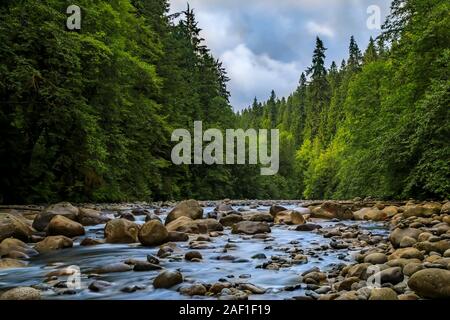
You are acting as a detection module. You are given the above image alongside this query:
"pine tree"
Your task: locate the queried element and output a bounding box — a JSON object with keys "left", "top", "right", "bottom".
{"left": 348, "top": 36, "right": 363, "bottom": 71}
{"left": 363, "top": 37, "right": 378, "bottom": 63}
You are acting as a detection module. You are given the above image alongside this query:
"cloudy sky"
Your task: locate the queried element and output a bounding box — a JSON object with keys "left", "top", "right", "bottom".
{"left": 169, "top": 0, "right": 393, "bottom": 111}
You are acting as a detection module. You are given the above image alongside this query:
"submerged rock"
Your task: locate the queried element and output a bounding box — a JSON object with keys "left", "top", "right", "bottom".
{"left": 295, "top": 223, "right": 322, "bottom": 231}
{"left": 94, "top": 263, "right": 133, "bottom": 274}
{"left": 88, "top": 280, "right": 113, "bottom": 292}
{"left": 231, "top": 221, "right": 271, "bottom": 235}
{"left": 153, "top": 270, "right": 183, "bottom": 289}
{"left": 185, "top": 251, "right": 202, "bottom": 261}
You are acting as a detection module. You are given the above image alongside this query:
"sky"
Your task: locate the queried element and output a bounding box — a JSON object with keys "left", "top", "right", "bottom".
{"left": 169, "top": 0, "right": 393, "bottom": 111}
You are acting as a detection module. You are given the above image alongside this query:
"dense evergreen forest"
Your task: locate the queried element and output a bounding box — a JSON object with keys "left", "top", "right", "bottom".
{"left": 0, "top": 0, "right": 448, "bottom": 204}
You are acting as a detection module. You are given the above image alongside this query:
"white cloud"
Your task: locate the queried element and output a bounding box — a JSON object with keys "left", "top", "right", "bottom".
{"left": 306, "top": 21, "right": 335, "bottom": 38}
{"left": 195, "top": 11, "right": 241, "bottom": 55}
{"left": 168, "top": 0, "right": 392, "bottom": 110}
{"left": 171, "top": 0, "right": 354, "bottom": 11}
{"left": 220, "top": 44, "right": 302, "bottom": 110}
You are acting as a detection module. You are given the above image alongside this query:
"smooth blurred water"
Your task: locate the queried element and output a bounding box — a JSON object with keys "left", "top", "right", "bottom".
{"left": 0, "top": 205, "right": 389, "bottom": 300}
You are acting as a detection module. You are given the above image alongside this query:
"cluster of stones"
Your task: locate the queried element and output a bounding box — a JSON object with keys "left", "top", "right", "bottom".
{"left": 0, "top": 198, "right": 449, "bottom": 300}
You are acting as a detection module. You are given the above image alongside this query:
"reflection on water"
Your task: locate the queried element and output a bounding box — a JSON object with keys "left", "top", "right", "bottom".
{"left": 0, "top": 205, "right": 389, "bottom": 300}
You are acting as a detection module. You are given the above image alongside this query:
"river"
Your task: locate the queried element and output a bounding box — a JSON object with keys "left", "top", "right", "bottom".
{"left": 0, "top": 204, "right": 389, "bottom": 300}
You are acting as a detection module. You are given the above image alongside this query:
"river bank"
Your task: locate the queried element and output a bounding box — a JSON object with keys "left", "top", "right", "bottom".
{"left": 0, "top": 199, "right": 449, "bottom": 300}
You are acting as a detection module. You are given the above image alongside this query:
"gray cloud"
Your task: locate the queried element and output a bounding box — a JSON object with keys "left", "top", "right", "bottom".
{"left": 169, "top": 0, "right": 392, "bottom": 110}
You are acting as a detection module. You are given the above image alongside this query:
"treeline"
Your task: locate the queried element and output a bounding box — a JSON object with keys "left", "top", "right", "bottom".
{"left": 0, "top": 0, "right": 448, "bottom": 204}
{"left": 238, "top": 0, "right": 449, "bottom": 200}
{"left": 0, "top": 0, "right": 237, "bottom": 203}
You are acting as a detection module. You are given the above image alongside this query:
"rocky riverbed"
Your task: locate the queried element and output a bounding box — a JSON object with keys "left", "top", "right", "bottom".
{"left": 0, "top": 199, "right": 449, "bottom": 300}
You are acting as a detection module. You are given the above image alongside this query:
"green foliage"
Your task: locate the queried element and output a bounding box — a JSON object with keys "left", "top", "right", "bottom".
{"left": 0, "top": 0, "right": 448, "bottom": 203}
{"left": 237, "top": 0, "right": 449, "bottom": 200}
{"left": 0, "top": 0, "right": 235, "bottom": 203}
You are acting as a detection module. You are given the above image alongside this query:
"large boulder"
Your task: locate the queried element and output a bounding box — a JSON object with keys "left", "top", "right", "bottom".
{"left": 0, "top": 287, "right": 41, "bottom": 300}
{"left": 78, "top": 208, "right": 110, "bottom": 226}
{"left": 369, "top": 288, "right": 398, "bottom": 300}
{"left": 274, "top": 210, "right": 305, "bottom": 225}
{"left": 0, "top": 214, "right": 33, "bottom": 242}
{"left": 32, "top": 202, "right": 79, "bottom": 231}
{"left": 310, "top": 207, "right": 335, "bottom": 219}
{"left": 403, "top": 202, "right": 442, "bottom": 218}
{"left": 138, "top": 220, "right": 168, "bottom": 246}
{"left": 231, "top": 221, "right": 271, "bottom": 235}
{"left": 382, "top": 206, "right": 399, "bottom": 218}
{"left": 104, "top": 219, "right": 140, "bottom": 243}
{"left": 47, "top": 215, "right": 85, "bottom": 237}
{"left": 408, "top": 269, "right": 450, "bottom": 299}
{"left": 323, "top": 201, "right": 353, "bottom": 220}
{"left": 153, "top": 270, "right": 183, "bottom": 289}
{"left": 0, "top": 238, "right": 37, "bottom": 258}
{"left": 165, "top": 200, "right": 203, "bottom": 225}
{"left": 389, "top": 228, "right": 421, "bottom": 248}
{"left": 166, "top": 216, "right": 197, "bottom": 233}
{"left": 34, "top": 236, "right": 73, "bottom": 253}
{"left": 353, "top": 208, "right": 387, "bottom": 221}
{"left": 310, "top": 202, "right": 352, "bottom": 220}
{"left": 166, "top": 216, "right": 223, "bottom": 234}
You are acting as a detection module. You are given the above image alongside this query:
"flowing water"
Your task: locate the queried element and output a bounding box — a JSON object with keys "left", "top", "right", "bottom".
{"left": 0, "top": 205, "right": 389, "bottom": 300}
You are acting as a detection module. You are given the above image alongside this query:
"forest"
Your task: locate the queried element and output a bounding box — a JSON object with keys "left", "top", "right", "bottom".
{"left": 0, "top": 0, "right": 449, "bottom": 204}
